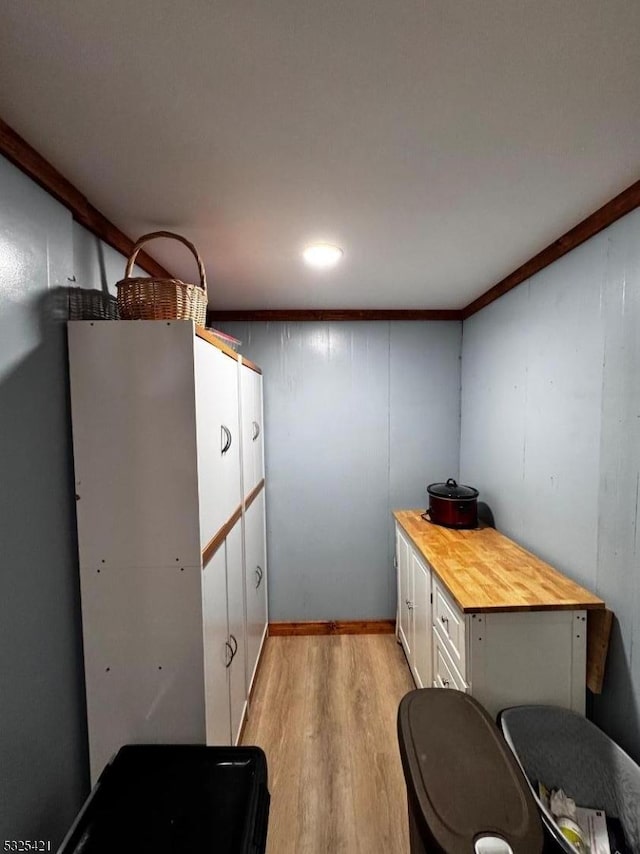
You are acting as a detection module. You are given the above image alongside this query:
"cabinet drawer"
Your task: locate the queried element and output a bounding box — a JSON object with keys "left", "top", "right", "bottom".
{"left": 433, "top": 628, "right": 467, "bottom": 692}
{"left": 433, "top": 576, "right": 466, "bottom": 673}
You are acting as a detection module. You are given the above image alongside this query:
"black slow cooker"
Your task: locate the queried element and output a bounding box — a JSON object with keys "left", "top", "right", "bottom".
{"left": 426, "top": 478, "right": 479, "bottom": 529}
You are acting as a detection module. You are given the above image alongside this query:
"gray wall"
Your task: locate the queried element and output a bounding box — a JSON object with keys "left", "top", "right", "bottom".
{"left": 460, "top": 208, "right": 640, "bottom": 759}
{"left": 0, "top": 154, "right": 140, "bottom": 846}
{"left": 217, "top": 320, "right": 462, "bottom": 621}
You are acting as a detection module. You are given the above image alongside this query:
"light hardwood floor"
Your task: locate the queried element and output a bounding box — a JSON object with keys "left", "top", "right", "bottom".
{"left": 242, "top": 634, "right": 415, "bottom": 854}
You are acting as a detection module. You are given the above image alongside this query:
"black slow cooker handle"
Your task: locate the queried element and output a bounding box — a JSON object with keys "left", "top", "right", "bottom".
{"left": 446, "top": 478, "right": 458, "bottom": 487}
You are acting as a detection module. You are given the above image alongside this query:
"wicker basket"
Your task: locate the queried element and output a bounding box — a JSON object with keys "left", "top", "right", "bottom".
{"left": 116, "top": 231, "right": 208, "bottom": 325}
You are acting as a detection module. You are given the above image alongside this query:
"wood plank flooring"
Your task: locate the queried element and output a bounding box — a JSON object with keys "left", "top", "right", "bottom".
{"left": 242, "top": 634, "right": 415, "bottom": 854}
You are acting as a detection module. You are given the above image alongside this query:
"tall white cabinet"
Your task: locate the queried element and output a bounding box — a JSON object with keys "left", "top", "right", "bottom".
{"left": 68, "top": 321, "right": 268, "bottom": 782}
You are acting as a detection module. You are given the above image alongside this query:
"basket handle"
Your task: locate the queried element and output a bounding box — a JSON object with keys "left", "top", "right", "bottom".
{"left": 124, "top": 231, "right": 207, "bottom": 294}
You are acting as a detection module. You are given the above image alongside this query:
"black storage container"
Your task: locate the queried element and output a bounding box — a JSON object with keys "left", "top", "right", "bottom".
{"left": 398, "top": 689, "right": 544, "bottom": 854}
{"left": 58, "top": 745, "right": 270, "bottom": 854}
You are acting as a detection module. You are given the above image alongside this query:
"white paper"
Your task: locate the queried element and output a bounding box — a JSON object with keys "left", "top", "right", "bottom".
{"left": 576, "top": 807, "right": 610, "bottom": 854}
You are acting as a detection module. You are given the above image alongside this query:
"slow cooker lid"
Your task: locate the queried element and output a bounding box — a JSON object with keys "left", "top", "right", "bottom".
{"left": 428, "top": 478, "right": 479, "bottom": 499}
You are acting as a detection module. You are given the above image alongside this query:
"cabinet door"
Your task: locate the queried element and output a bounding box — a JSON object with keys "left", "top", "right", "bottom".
{"left": 245, "top": 490, "right": 267, "bottom": 694}
{"left": 396, "top": 527, "right": 412, "bottom": 659}
{"left": 411, "top": 553, "right": 432, "bottom": 689}
{"left": 252, "top": 372, "right": 264, "bottom": 485}
{"left": 240, "top": 364, "right": 256, "bottom": 497}
{"left": 241, "top": 365, "right": 264, "bottom": 497}
{"left": 226, "top": 520, "right": 247, "bottom": 744}
{"left": 202, "top": 544, "right": 231, "bottom": 745}
{"left": 195, "top": 340, "right": 241, "bottom": 548}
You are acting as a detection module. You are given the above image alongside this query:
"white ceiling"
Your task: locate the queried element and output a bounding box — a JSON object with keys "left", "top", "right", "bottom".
{"left": 1, "top": 0, "right": 639, "bottom": 310}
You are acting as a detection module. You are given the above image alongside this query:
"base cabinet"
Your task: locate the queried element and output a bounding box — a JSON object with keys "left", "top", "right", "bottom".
{"left": 396, "top": 531, "right": 432, "bottom": 689}
{"left": 395, "top": 522, "right": 586, "bottom": 717}
{"left": 411, "top": 553, "right": 432, "bottom": 689}
{"left": 396, "top": 528, "right": 412, "bottom": 659}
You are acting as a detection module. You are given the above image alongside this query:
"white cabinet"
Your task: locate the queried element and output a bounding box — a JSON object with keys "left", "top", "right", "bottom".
{"left": 202, "top": 519, "right": 248, "bottom": 746}
{"left": 411, "top": 552, "right": 432, "bottom": 689}
{"left": 203, "top": 544, "right": 231, "bottom": 745}
{"left": 196, "top": 338, "right": 241, "bottom": 549}
{"left": 395, "top": 520, "right": 587, "bottom": 718}
{"left": 68, "top": 321, "right": 268, "bottom": 782}
{"left": 244, "top": 489, "right": 268, "bottom": 694}
{"left": 240, "top": 362, "right": 264, "bottom": 495}
{"left": 226, "top": 521, "right": 247, "bottom": 743}
{"left": 396, "top": 528, "right": 432, "bottom": 689}
{"left": 396, "top": 527, "right": 412, "bottom": 656}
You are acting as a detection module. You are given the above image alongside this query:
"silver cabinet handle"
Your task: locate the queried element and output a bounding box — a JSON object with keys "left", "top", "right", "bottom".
{"left": 255, "top": 565, "right": 263, "bottom": 588}
{"left": 442, "top": 679, "right": 450, "bottom": 688}
{"left": 252, "top": 421, "right": 260, "bottom": 441}
{"left": 441, "top": 615, "right": 449, "bottom": 627}
{"left": 221, "top": 425, "right": 232, "bottom": 454}
{"left": 407, "top": 601, "right": 414, "bottom": 610}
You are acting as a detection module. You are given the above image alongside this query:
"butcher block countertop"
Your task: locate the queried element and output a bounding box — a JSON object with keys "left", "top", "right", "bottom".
{"left": 394, "top": 509, "right": 605, "bottom": 614}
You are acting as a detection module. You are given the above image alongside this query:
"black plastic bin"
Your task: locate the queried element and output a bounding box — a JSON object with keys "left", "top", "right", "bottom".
{"left": 499, "top": 705, "right": 640, "bottom": 854}
{"left": 398, "top": 689, "right": 544, "bottom": 854}
{"left": 58, "top": 745, "right": 270, "bottom": 854}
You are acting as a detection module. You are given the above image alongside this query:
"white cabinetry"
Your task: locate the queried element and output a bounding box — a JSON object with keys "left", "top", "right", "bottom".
{"left": 244, "top": 489, "right": 268, "bottom": 694}
{"left": 226, "top": 520, "right": 248, "bottom": 743}
{"left": 195, "top": 338, "right": 241, "bottom": 549}
{"left": 202, "top": 519, "right": 253, "bottom": 748}
{"left": 203, "top": 543, "right": 232, "bottom": 745}
{"left": 395, "top": 520, "right": 587, "bottom": 717}
{"left": 396, "top": 527, "right": 412, "bottom": 657}
{"left": 395, "top": 531, "right": 432, "bottom": 689}
{"left": 411, "top": 552, "right": 432, "bottom": 689}
{"left": 240, "top": 362, "right": 264, "bottom": 495}
{"left": 68, "top": 321, "right": 268, "bottom": 782}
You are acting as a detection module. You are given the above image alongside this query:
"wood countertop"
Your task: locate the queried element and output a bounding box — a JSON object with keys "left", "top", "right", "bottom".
{"left": 394, "top": 510, "right": 605, "bottom": 614}
{"left": 195, "top": 326, "right": 262, "bottom": 373}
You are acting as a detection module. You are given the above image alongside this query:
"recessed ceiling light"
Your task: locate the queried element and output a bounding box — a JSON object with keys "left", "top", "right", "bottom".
{"left": 302, "top": 243, "right": 343, "bottom": 269}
